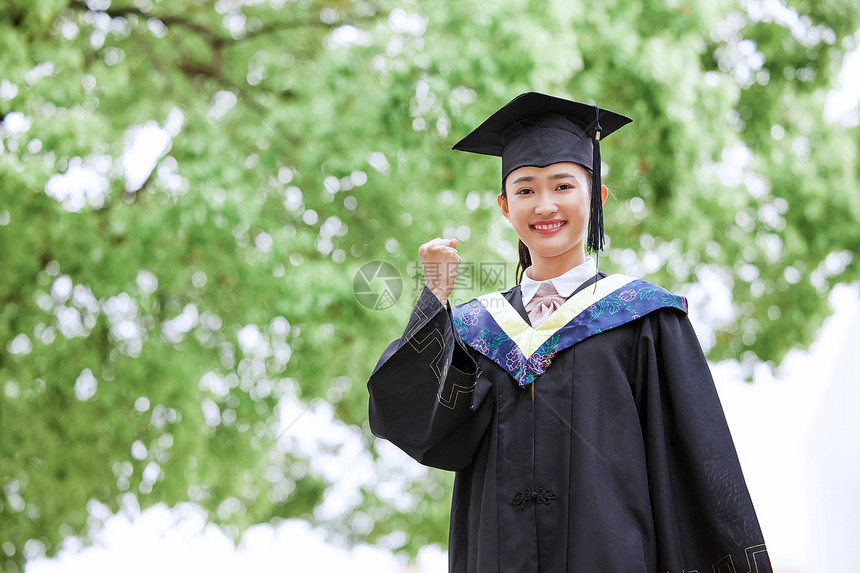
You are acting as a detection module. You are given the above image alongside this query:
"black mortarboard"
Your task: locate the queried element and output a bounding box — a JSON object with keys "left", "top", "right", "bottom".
{"left": 452, "top": 92, "right": 632, "bottom": 252}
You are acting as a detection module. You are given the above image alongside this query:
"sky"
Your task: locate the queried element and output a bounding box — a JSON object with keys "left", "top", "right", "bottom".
{"left": 25, "top": 502, "right": 447, "bottom": 573}
{"left": 714, "top": 284, "right": 859, "bottom": 571}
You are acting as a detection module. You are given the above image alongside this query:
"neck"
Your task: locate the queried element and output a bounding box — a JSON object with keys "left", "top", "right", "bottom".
{"left": 526, "top": 251, "right": 588, "bottom": 281}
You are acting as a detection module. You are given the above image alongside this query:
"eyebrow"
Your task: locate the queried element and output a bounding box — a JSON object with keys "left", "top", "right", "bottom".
{"left": 511, "top": 172, "right": 579, "bottom": 185}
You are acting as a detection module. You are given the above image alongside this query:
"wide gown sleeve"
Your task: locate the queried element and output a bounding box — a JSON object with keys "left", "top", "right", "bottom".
{"left": 368, "top": 288, "right": 494, "bottom": 471}
{"left": 630, "top": 309, "right": 772, "bottom": 572}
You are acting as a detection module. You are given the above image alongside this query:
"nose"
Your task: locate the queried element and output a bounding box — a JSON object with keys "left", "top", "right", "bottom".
{"left": 534, "top": 192, "right": 558, "bottom": 216}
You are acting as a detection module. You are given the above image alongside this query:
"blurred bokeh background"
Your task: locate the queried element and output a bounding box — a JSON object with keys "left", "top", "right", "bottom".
{"left": 1, "top": 0, "right": 858, "bottom": 571}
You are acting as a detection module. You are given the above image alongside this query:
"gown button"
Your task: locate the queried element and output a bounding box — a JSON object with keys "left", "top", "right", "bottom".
{"left": 511, "top": 487, "right": 559, "bottom": 510}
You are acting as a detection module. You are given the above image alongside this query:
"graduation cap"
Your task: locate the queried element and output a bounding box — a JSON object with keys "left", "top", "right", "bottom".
{"left": 452, "top": 92, "right": 632, "bottom": 252}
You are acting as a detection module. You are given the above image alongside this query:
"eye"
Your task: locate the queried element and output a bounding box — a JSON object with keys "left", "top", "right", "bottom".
{"left": 515, "top": 187, "right": 533, "bottom": 195}
{"left": 556, "top": 183, "right": 573, "bottom": 191}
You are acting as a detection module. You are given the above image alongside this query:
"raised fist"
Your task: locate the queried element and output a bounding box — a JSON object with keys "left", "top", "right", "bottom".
{"left": 418, "top": 238, "right": 461, "bottom": 305}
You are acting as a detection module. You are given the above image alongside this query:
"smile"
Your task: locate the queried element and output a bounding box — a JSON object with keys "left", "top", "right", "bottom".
{"left": 530, "top": 220, "right": 566, "bottom": 233}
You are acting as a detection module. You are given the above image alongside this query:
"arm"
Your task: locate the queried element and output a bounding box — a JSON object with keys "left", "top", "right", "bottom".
{"left": 630, "top": 309, "right": 772, "bottom": 572}
{"left": 368, "top": 287, "right": 493, "bottom": 471}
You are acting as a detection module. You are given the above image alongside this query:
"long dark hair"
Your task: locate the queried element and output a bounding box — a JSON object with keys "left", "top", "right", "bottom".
{"left": 500, "top": 166, "right": 595, "bottom": 284}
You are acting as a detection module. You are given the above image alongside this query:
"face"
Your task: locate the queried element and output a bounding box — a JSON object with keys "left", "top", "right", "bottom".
{"left": 498, "top": 162, "right": 604, "bottom": 276}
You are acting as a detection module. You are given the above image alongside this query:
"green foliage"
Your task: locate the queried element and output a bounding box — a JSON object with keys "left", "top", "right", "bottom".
{"left": 0, "top": 0, "right": 858, "bottom": 570}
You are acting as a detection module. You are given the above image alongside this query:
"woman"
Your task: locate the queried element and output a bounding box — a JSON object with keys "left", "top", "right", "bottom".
{"left": 367, "top": 92, "right": 771, "bottom": 572}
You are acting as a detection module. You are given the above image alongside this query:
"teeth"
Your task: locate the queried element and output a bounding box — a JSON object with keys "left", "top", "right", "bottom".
{"left": 533, "top": 222, "right": 564, "bottom": 230}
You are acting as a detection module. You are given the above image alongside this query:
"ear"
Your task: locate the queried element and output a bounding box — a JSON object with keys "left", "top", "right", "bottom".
{"left": 600, "top": 184, "right": 609, "bottom": 205}
{"left": 497, "top": 193, "right": 510, "bottom": 220}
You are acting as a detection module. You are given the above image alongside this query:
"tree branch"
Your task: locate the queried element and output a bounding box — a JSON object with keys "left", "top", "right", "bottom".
{"left": 70, "top": 1, "right": 333, "bottom": 48}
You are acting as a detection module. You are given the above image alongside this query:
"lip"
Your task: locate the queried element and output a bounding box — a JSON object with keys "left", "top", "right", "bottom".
{"left": 530, "top": 219, "right": 567, "bottom": 234}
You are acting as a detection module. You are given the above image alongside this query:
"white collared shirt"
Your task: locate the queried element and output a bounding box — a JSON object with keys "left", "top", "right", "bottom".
{"left": 520, "top": 257, "right": 597, "bottom": 307}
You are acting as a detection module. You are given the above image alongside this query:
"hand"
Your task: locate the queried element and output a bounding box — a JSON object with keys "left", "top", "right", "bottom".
{"left": 418, "top": 238, "right": 461, "bottom": 305}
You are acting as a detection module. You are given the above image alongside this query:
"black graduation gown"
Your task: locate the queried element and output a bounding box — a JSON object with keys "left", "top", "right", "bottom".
{"left": 367, "top": 274, "right": 771, "bottom": 573}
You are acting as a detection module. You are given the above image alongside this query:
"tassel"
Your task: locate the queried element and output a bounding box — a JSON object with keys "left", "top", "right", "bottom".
{"left": 587, "top": 106, "right": 604, "bottom": 253}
